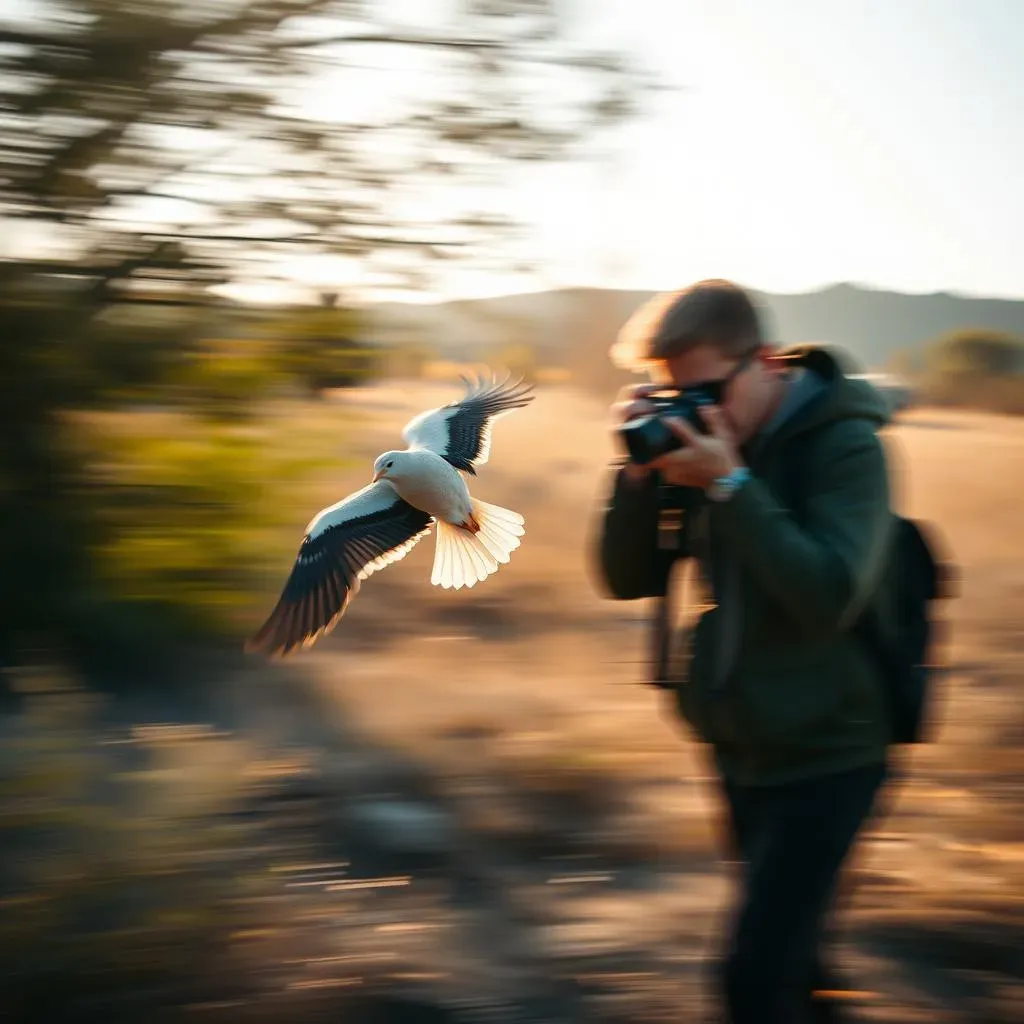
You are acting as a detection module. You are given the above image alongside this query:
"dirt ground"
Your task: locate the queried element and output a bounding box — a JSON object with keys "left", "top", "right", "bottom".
{"left": 6, "top": 380, "right": 1020, "bottom": 1023}
{"left": 244, "top": 380, "right": 1023, "bottom": 1022}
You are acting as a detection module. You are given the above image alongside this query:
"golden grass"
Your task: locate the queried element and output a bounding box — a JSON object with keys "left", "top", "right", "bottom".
{"left": 291, "top": 383, "right": 1022, "bottom": 728}
{"left": 6, "top": 382, "right": 1021, "bottom": 1020}
{"left": 275, "top": 381, "right": 1023, "bottom": 1019}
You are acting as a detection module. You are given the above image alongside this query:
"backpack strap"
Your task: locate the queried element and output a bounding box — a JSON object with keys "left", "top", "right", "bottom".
{"left": 651, "top": 584, "right": 674, "bottom": 688}
{"left": 650, "top": 483, "right": 689, "bottom": 688}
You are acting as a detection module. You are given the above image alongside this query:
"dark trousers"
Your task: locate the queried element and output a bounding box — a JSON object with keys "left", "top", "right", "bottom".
{"left": 717, "top": 761, "right": 887, "bottom": 1024}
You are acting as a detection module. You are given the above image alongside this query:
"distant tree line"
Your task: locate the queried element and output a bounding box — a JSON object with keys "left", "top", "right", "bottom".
{"left": 892, "top": 329, "right": 1024, "bottom": 416}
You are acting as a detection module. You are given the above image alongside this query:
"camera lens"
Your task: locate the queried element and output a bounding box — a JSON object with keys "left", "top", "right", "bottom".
{"left": 618, "top": 413, "right": 683, "bottom": 465}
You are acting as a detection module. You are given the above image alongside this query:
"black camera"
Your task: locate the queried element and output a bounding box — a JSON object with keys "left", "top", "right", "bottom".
{"left": 616, "top": 381, "right": 727, "bottom": 466}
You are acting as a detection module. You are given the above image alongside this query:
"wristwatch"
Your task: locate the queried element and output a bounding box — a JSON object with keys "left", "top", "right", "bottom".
{"left": 706, "top": 465, "right": 751, "bottom": 503}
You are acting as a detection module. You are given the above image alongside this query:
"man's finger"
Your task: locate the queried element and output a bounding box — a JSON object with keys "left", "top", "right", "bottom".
{"left": 663, "top": 415, "right": 701, "bottom": 446}
{"left": 699, "top": 404, "right": 733, "bottom": 440}
{"left": 634, "top": 381, "right": 671, "bottom": 397}
{"left": 650, "top": 441, "right": 695, "bottom": 469}
{"left": 651, "top": 445, "right": 691, "bottom": 464}
{"left": 610, "top": 399, "right": 655, "bottom": 429}
{"left": 616, "top": 382, "right": 663, "bottom": 403}
{"left": 651, "top": 454, "right": 694, "bottom": 477}
{"left": 624, "top": 400, "right": 656, "bottom": 419}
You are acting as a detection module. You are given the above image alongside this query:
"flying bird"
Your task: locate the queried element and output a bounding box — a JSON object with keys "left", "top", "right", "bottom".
{"left": 246, "top": 372, "right": 535, "bottom": 657}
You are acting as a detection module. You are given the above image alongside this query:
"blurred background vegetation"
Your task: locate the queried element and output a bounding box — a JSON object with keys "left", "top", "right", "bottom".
{"left": 0, "top": 5, "right": 659, "bottom": 1017}
{"left": 2, "top": 0, "right": 1021, "bottom": 677}
{"left": 913, "top": 329, "right": 1024, "bottom": 415}
{"left": 0, "top": 0, "right": 653, "bottom": 676}
{"left": 1, "top": 3, "right": 1022, "bottom": 1021}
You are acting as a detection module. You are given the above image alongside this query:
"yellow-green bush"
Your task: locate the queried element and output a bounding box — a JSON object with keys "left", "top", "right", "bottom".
{"left": 80, "top": 401, "right": 346, "bottom": 645}
{"left": 167, "top": 348, "right": 281, "bottom": 421}
{"left": 920, "top": 330, "right": 1024, "bottom": 415}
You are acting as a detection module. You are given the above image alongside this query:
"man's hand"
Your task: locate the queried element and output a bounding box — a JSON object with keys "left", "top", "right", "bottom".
{"left": 650, "top": 406, "right": 744, "bottom": 490}
{"left": 608, "top": 382, "right": 664, "bottom": 428}
{"left": 609, "top": 383, "right": 665, "bottom": 484}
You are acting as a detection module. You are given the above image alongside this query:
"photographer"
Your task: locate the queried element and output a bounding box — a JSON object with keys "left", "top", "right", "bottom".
{"left": 593, "top": 280, "right": 895, "bottom": 1023}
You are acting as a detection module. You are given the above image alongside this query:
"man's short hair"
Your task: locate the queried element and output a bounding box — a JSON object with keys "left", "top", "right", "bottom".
{"left": 610, "top": 279, "right": 765, "bottom": 371}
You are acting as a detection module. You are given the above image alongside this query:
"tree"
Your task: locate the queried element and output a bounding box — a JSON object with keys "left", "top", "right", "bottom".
{"left": 926, "top": 329, "right": 1023, "bottom": 378}
{"left": 259, "top": 298, "right": 378, "bottom": 393}
{"left": 0, "top": 1, "right": 657, "bottom": 667}
{"left": 922, "top": 329, "right": 1024, "bottom": 415}
{"left": 1, "top": 0, "right": 656, "bottom": 298}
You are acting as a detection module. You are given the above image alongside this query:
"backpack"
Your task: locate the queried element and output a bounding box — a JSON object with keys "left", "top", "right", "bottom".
{"left": 780, "top": 437, "right": 958, "bottom": 745}
{"left": 852, "top": 515, "right": 956, "bottom": 743}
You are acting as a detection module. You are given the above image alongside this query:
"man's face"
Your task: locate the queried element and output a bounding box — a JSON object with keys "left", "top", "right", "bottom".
{"left": 660, "top": 342, "right": 780, "bottom": 445}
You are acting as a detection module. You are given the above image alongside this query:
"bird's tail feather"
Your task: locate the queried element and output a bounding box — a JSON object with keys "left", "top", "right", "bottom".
{"left": 431, "top": 499, "right": 525, "bottom": 590}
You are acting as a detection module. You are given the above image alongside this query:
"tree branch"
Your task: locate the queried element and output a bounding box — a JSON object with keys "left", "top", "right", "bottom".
{"left": 277, "top": 32, "right": 504, "bottom": 52}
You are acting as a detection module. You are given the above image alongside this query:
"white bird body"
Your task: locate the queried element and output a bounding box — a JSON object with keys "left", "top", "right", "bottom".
{"left": 371, "top": 448, "right": 472, "bottom": 524}
{"left": 247, "top": 372, "right": 535, "bottom": 657}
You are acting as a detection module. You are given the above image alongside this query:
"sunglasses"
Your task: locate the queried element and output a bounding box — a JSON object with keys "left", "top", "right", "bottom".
{"left": 651, "top": 346, "right": 759, "bottom": 407}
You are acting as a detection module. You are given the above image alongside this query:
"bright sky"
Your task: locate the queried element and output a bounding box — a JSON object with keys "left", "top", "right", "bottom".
{"left": 6, "top": 0, "right": 1023, "bottom": 303}
{"left": 270, "top": 0, "right": 1024, "bottom": 303}
{"left": 449, "top": 0, "right": 1024, "bottom": 304}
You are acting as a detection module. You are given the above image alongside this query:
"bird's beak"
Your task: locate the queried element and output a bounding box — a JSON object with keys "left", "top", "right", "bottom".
{"left": 371, "top": 469, "right": 383, "bottom": 483}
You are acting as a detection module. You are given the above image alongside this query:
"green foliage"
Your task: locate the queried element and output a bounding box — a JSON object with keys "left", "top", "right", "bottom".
{"left": 0, "top": 282, "right": 177, "bottom": 662}
{"left": 0, "top": 278, "right": 345, "bottom": 666}
{"left": 927, "top": 329, "right": 1023, "bottom": 377}
{"left": 0, "top": 0, "right": 654, "bottom": 670}
{"left": 166, "top": 347, "right": 283, "bottom": 420}
{"left": 80, "top": 402, "right": 345, "bottom": 647}
{"left": 921, "top": 329, "right": 1024, "bottom": 415}
{"left": 258, "top": 306, "right": 381, "bottom": 393}
{"left": 1, "top": 0, "right": 653, "bottom": 298}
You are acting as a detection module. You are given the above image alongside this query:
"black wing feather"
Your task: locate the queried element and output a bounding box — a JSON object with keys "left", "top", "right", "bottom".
{"left": 246, "top": 493, "right": 433, "bottom": 657}
{"left": 440, "top": 374, "right": 535, "bottom": 474}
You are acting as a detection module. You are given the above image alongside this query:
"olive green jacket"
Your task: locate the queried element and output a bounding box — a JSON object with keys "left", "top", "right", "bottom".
{"left": 592, "top": 345, "right": 896, "bottom": 786}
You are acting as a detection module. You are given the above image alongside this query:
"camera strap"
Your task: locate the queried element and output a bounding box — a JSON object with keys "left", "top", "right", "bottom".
{"left": 651, "top": 486, "right": 686, "bottom": 688}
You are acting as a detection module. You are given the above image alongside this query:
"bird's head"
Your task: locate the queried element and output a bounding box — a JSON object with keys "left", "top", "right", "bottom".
{"left": 371, "top": 450, "right": 409, "bottom": 484}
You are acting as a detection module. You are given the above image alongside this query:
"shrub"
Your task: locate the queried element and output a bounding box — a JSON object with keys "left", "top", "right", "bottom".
{"left": 69, "top": 400, "right": 345, "bottom": 663}
{"left": 918, "top": 330, "right": 1024, "bottom": 415}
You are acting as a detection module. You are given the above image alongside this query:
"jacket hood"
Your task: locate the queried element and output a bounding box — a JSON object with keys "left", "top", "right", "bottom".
{"left": 770, "top": 343, "right": 892, "bottom": 440}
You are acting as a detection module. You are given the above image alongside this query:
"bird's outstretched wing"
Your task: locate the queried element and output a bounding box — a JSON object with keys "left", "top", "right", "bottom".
{"left": 401, "top": 372, "right": 535, "bottom": 475}
{"left": 246, "top": 480, "right": 434, "bottom": 657}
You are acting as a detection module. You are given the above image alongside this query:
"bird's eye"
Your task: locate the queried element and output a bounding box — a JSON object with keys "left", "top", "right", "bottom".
{"left": 386, "top": 461, "right": 393, "bottom": 468}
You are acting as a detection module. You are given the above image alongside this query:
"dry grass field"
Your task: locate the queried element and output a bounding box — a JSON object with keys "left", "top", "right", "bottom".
{"left": 4, "top": 379, "right": 1020, "bottom": 1023}
{"left": 264, "top": 379, "right": 1024, "bottom": 1022}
